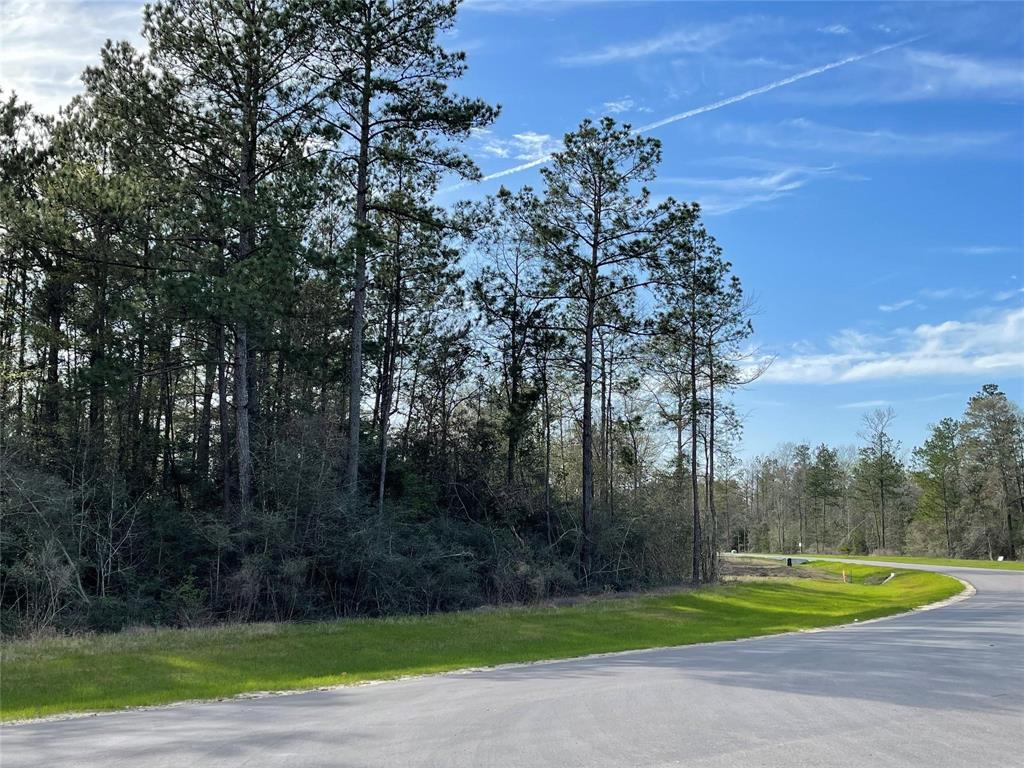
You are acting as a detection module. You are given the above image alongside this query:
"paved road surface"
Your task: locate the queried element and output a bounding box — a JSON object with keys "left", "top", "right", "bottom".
{"left": 2, "top": 559, "right": 1022, "bottom": 767}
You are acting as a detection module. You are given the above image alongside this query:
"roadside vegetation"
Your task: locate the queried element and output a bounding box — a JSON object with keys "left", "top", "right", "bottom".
{"left": 1, "top": 562, "right": 962, "bottom": 722}
{"left": 2, "top": 0, "right": 1019, "bottom": 644}
{"left": 808, "top": 554, "right": 1024, "bottom": 572}
{"left": 2, "top": 0, "right": 761, "bottom": 641}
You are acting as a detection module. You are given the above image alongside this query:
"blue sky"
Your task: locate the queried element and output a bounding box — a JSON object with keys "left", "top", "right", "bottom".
{"left": 2, "top": 0, "right": 1022, "bottom": 458}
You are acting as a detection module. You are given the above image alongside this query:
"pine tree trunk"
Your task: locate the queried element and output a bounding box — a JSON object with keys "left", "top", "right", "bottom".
{"left": 506, "top": 350, "right": 519, "bottom": 487}
{"left": 196, "top": 324, "right": 217, "bottom": 480}
{"left": 86, "top": 256, "right": 108, "bottom": 467}
{"left": 376, "top": 259, "right": 401, "bottom": 516}
{"left": 42, "top": 270, "right": 62, "bottom": 456}
{"left": 581, "top": 289, "right": 596, "bottom": 575}
{"left": 690, "top": 313, "right": 701, "bottom": 584}
{"left": 217, "top": 323, "right": 231, "bottom": 515}
{"left": 16, "top": 269, "right": 28, "bottom": 436}
{"left": 706, "top": 343, "right": 717, "bottom": 583}
{"left": 541, "top": 357, "right": 553, "bottom": 545}
{"left": 602, "top": 352, "right": 610, "bottom": 520}
{"left": 235, "top": 59, "right": 258, "bottom": 510}
{"left": 676, "top": 390, "right": 684, "bottom": 495}
{"left": 234, "top": 323, "right": 252, "bottom": 508}
{"left": 580, "top": 189, "right": 601, "bottom": 577}
{"left": 598, "top": 333, "right": 608, "bottom": 510}
{"left": 346, "top": 39, "right": 374, "bottom": 500}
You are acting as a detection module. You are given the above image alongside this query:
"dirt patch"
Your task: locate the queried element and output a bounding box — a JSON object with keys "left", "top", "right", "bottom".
{"left": 719, "top": 557, "right": 836, "bottom": 581}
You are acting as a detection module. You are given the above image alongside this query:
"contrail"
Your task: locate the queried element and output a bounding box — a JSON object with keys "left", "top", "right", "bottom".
{"left": 459, "top": 36, "right": 921, "bottom": 189}
{"left": 634, "top": 37, "right": 922, "bottom": 133}
{"left": 476, "top": 156, "right": 550, "bottom": 182}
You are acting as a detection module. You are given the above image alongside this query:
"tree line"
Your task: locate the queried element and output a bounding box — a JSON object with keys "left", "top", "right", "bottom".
{"left": 0, "top": 0, "right": 756, "bottom": 635}
{"left": 728, "top": 387, "right": 1023, "bottom": 561}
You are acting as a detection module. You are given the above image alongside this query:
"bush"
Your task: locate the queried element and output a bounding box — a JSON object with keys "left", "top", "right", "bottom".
{"left": 87, "top": 595, "right": 162, "bottom": 633}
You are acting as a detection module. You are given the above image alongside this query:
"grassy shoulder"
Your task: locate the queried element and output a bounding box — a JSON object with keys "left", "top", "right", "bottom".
{"left": 804, "top": 554, "right": 1024, "bottom": 571}
{"left": 1, "top": 564, "right": 963, "bottom": 722}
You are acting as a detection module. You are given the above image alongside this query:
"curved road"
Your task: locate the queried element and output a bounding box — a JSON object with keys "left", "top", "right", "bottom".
{"left": 2, "top": 560, "right": 1022, "bottom": 767}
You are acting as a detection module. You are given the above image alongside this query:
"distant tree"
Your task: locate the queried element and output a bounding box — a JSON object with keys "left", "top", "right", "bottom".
{"left": 855, "top": 407, "right": 905, "bottom": 551}
{"left": 959, "top": 385, "right": 1023, "bottom": 560}
{"left": 807, "top": 444, "right": 843, "bottom": 553}
{"left": 912, "top": 418, "right": 961, "bottom": 556}
{"left": 791, "top": 444, "right": 812, "bottom": 552}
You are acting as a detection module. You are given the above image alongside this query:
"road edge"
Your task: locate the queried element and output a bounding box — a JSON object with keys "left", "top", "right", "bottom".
{"left": 1, "top": 567, "right": 975, "bottom": 728}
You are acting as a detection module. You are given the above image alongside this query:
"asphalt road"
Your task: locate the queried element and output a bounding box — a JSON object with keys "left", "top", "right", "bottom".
{"left": 2, "top": 559, "right": 1022, "bottom": 767}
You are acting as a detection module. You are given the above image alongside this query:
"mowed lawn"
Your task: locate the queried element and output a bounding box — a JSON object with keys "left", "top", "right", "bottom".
{"left": 805, "top": 554, "right": 1024, "bottom": 571}
{"left": 1, "top": 565, "right": 962, "bottom": 721}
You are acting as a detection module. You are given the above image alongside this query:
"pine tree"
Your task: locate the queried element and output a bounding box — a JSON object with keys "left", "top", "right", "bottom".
{"left": 912, "top": 418, "right": 961, "bottom": 556}
{"left": 320, "top": 0, "right": 498, "bottom": 498}
{"left": 654, "top": 208, "right": 725, "bottom": 582}
{"left": 534, "top": 117, "right": 668, "bottom": 577}
{"left": 468, "top": 187, "right": 550, "bottom": 490}
{"left": 855, "top": 407, "right": 905, "bottom": 551}
{"left": 960, "top": 385, "right": 1023, "bottom": 559}
{"left": 144, "top": 0, "right": 329, "bottom": 509}
{"left": 807, "top": 444, "right": 842, "bottom": 553}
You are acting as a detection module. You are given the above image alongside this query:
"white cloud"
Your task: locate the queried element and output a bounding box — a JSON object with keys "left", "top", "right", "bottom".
{"left": 0, "top": 0, "right": 145, "bottom": 114}
{"left": 819, "top": 24, "right": 851, "bottom": 35}
{"left": 757, "top": 307, "right": 1024, "bottom": 384}
{"left": 942, "top": 245, "right": 1018, "bottom": 256}
{"left": 481, "top": 142, "right": 510, "bottom": 158}
{"left": 658, "top": 164, "right": 843, "bottom": 215}
{"left": 603, "top": 97, "right": 634, "bottom": 114}
{"left": 994, "top": 288, "right": 1024, "bottom": 302}
{"left": 464, "top": 0, "right": 607, "bottom": 11}
{"left": 905, "top": 50, "right": 1024, "bottom": 96}
{"left": 879, "top": 299, "right": 916, "bottom": 312}
{"left": 508, "top": 131, "right": 558, "bottom": 161}
{"left": 829, "top": 328, "right": 887, "bottom": 356}
{"left": 918, "top": 287, "right": 983, "bottom": 301}
{"left": 559, "top": 23, "right": 733, "bottom": 66}
{"left": 838, "top": 399, "right": 889, "bottom": 409}
{"left": 715, "top": 117, "right": 1009, "bottom": 156}
{"left": 804, "top": 48, "right": 1024, "bottom": 104}
{"left": 912, "top": 392, "right": 959, "bottom": 403}
{"left": 877, "top": 287, "right": 986, "bottom": 313}
{"left": 475, "top": 130, "right": 561, "bottom": 163}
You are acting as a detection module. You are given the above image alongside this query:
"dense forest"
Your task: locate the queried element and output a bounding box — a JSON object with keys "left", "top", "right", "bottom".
{"left": 1, "top": 0, "right": 1021, "bottom": 636}
{"left": 731, "top": 390, "right": 1023, "bottom": 562}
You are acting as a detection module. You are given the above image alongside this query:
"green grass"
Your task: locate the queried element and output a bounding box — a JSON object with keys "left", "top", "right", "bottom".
{"left": 802, "top": 554, "right": 1024, "bottom": 571}
{"left": 799, "top": 561, "right": 900, "bottom": 584}
{"left": 1, "top": 566, "right": 962, "bottom": 722}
